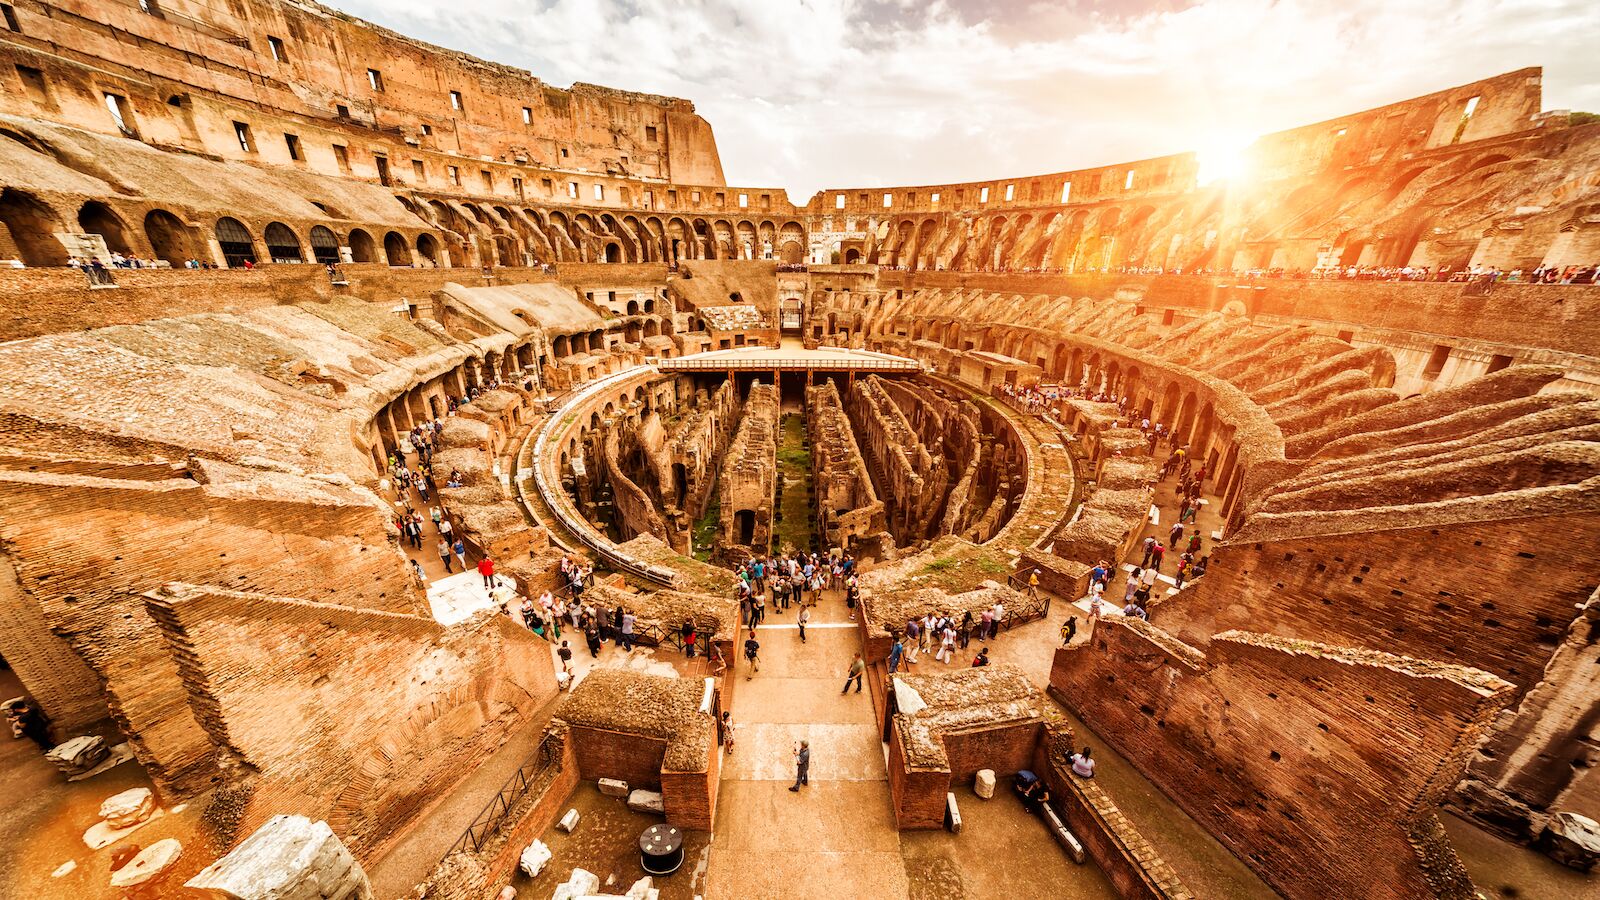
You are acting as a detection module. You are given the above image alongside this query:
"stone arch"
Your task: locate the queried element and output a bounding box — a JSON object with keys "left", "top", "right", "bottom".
{"left": 348, "top": 228, "right": 378, "bottom": 263}
{"left": 309, "top": 225, "right": 340, "bottom": 264}
{"left": 215, "top": 216, "right": 257, "bottom": 268}
{"left": 0, "top": 188, "right": 70, "bottom": 266}
{"left": 77, "top": 200, "right": 135, "bottom": 256}
{"left": 263, "top": 221, "right": 302, "bottom": 262}
{"left": 144, "top": 209, "right": 198, "bottom": 265}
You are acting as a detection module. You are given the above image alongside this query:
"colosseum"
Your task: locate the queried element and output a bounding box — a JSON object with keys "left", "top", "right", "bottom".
{"left": 0, "top": 2, "right": 1597, "bottom": 899}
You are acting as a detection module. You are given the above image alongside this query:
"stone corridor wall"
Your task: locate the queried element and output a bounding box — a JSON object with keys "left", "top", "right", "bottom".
{"left": 1051, "top": 620, "right": 1515, "bottom": 900}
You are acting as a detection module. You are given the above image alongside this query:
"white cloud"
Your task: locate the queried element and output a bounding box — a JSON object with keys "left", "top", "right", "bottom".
{"left": 329, "top": 0, "right": 1600, "bottom": 201}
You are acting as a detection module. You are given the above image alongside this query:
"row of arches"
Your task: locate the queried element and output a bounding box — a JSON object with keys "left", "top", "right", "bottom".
{"left": 397, "top": 195, "right": 808, "bottom": 267}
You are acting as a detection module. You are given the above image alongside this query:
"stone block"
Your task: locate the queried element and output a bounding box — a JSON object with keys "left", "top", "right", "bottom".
{"left": 519, "top": 839, "right": 552, "bottom": 878}
{"left": 186, "top": 814, "right": 372, "bottom": 899}
{"left": 1540, "top": 812, "right": 1600, "bottom": 871}
{"left": 110, "top": 838, "right": 182, "bottom": 888}
{"left": 974, "top": 769, "right": 996, "bottom": 799}
{"left": 598, "top": 777, "right": 630, "bottom": 797}
{"left": 46, "top": 735, "right": 108, "bottom": 775}
{"left": 558, "top": 808, "right": 581, "bottom": 833}
{"left": 552, "top": 867, "right": 600, "bottom": 900}
{"left": 627, "top": 789, "right": 665, "bottom": 815}
{"left": 100, "top": 787, "right": 156, "bottom": 828}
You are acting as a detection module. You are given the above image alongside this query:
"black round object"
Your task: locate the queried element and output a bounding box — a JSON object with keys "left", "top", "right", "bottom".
{"left": 639, "top": 823, "right": 684, "bottom": 875}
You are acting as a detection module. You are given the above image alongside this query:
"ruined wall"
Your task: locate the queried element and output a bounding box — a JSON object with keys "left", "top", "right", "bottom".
{"left": 1051, "top": 620, "right": 1515, "bottom": 900}
{"left": 145, "top": 584, "right": 554, "bottom": 861}
{"left": 804, "top": 380, "right": 886, "bottom": 553}
{"left": 0, "top": 467, "right": 418, "bottom": 795}
{"left": 716, "top": 381, "right": 778, "bottom": 560}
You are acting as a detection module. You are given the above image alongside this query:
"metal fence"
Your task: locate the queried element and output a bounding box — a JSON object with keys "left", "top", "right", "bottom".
{"left": 446, "top": 730, "right": 562, "bottom": 858}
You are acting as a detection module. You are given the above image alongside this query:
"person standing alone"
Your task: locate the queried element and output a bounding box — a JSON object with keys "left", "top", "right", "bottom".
{"left": 789, "top": 740, "right": 810, "bottom": 792}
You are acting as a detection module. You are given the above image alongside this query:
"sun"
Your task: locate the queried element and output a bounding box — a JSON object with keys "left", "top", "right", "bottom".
{"left": 1195, "top": 134, "right": 1257, "bottom": 186}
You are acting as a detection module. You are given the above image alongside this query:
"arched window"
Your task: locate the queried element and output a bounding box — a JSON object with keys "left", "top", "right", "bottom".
{"left": 309, "top": 225, "right": 339, "bottom": 264}
{"left": 215, "top": 217, "right": 256, "bottom": 268}
{"left": 263, "top": 222, "right": 302, "bottom": 263}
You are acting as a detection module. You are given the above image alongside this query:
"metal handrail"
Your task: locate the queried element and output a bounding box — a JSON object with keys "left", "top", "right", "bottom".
{"left": 446, "top": 730, "right": 561, "bottom": 857}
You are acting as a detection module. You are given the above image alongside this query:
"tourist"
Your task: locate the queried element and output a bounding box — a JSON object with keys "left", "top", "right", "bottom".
{"left": 437, "top": 538, "right": 453, "bottom": 573}
{"left": 797, "top": 605, "right": 809, "bottom": 643}
{"left": 477, "top": 555, "right": 495, "bottom": 590}
{"left": 971, "top": 647, "right": 990, "bottom": 667}
{"left": 843, "top": 651, "right": 864, "bottom": 693}
{"left": 620, "top": 609, "right": 635, "bottom": 651}
{"left": 1069, "top": 747, "right": 1096, "bottom": 778}
{"left": 1061, "top": 616, "right": 1078, "bottom": 646}
{"left": 743, "top": 635, "right": 761, "bottom": 677}
{"left": 888, "top": 634, "right": 905, "bottom": 674}
{"left": 936, "top": 621, "right": 956, "bottom": 664}
{"left": 788, "top": 740, "right": 810, "bottom": 792}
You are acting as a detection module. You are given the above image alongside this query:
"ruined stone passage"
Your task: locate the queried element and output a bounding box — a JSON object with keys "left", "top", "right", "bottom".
{"left": 715, "top": 381, "right": 779, "bottom": 561}
{"left": 805, "top": 381, "right": 888, "bottom": 555}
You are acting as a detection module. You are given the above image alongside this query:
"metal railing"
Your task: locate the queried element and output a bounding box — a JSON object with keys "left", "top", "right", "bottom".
{"left": 446, "top": 730, "right": 562, "bottom": 858}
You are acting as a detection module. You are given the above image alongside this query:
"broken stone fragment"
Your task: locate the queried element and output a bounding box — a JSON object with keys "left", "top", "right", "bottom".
{"left": 966, "top": 762, "right": 992, "bottom": 797}
{"left": 1540, "top": 812, "right": 1600, "bottom": 871}
{"left": 557, "top": 808, "right": 581, "bottom": 832}
{"left": 551, "top": 867, "right": 600, "bottom": 900}
{"left": 598, "top": 777, "right": 630, "bottom": 797}
{"left": 519, "top": 839, "right": 552, "bottom": 877}
{"left": 100, "top": 787, "right": 155, "bottom": 828}
{"left": 627, "top": 789, "right": 665, "bottom": 815}
{"left": 45, "top": 735, "right": 108, "bottom": 774}
{"left": 109, "top": 838, "right": 182, "bottom": 888}
{"left": 186, "top": 814, "right": 372, "bottom": 899}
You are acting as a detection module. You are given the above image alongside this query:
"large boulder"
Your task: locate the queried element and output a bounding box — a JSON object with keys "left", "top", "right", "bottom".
{"left": 1540, "top": 812, "right": 1600, "bottom": 871}
{"left": 186, "top": 814, "right": 372, "bottom": 899}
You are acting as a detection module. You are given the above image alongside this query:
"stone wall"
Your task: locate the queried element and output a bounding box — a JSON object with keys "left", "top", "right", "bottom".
{"left": 146, "top": 584, "right": 555, "bottom": 860}
{"left": 1050, "top": 620, "right": 1515, "bottom": 900}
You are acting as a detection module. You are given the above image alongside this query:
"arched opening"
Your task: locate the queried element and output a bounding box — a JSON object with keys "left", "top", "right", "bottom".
{"left": 144, "top": 209, "right": 195, "bottom": 266}
{"left": 309, "top": 225, "right": 340, "bottom": 264}
{"left": 604, "top": 242, "right": 622, "bottom": 263}
{"left": 0, "top": 189, "right": 69, "bottom": 266}
{"left": 348, "top": 228, "right": 377, "bottom": 263}
{"left": 416, "top": 233, "right": 440, "bottom": 266}
{"left": 383, "top": 231, "right": 411, "bottom": 266}
{"left": 263, "top": 222, "right": 302, "bottom": 263}
{"left": 77, "top": 201, "right": 134, "bottom": 256}
{"left": 215, "top": 216, "right": 256, "bottom": 268}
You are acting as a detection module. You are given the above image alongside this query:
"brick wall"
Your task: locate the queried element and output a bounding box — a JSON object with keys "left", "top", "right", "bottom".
{"left": 1171, "top": 512, "right": 1600, "bottom": 696}
{"left": 0, "top": 470, "right": 419, "bottom": 794}
{"left": 1050, "top": 620, "right": 1514, "bottom": 900}
{"left": 146, "top": 585, "right": 555, "bottom": 861}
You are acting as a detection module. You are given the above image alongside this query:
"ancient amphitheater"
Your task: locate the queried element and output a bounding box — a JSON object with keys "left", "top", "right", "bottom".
{"left": 0, "top": 3, "right": 1598, "bottom": 899}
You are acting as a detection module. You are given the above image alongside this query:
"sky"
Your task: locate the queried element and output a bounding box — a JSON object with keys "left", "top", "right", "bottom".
{"left": 330, "top": 0, "right": 1600, "bottom": 202}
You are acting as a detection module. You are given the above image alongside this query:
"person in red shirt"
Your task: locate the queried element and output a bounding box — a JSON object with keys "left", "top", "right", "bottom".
{"left": 477, "top": 555, "right": 495, "bottom": 590}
